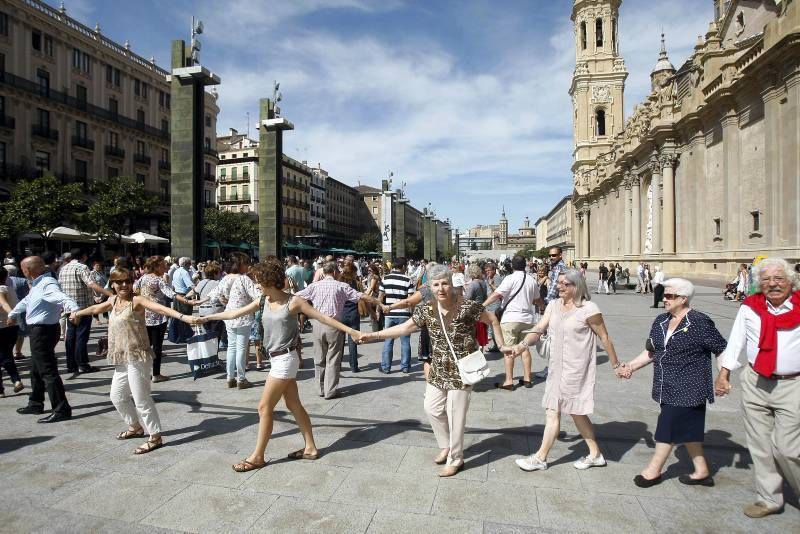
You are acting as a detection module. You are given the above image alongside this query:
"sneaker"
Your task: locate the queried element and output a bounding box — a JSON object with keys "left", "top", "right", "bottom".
{"left": 515, "top": 454, "right": 547, "bottom": 472}
{"left": 533, "top": 368, "right": 549, "bottom": 379}
{"left": 237, "top": 379, "right": 253, "bottom": 390}
{"left": 573, "top": 454, "right": 606, "bottom": 470}
{"left": 226, "top": 379, "right": 236, "bottom": 388}
{"left": 743, "top": 501, "right": 782, "bottom": 519}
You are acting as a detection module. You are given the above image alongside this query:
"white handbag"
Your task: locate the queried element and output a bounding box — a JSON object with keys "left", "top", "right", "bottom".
{"left": 533, "top": 333, "right": 551, "bottom": 360}
{"left": 437, "top": 304, "right": 490, "bottom": 386}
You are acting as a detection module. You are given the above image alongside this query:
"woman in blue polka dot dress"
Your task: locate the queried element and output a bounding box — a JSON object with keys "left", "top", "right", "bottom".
{"left": 622, "top": 278, "right": 728, "bottom": 488}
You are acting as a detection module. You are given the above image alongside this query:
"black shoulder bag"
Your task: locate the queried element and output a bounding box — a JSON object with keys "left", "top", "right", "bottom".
{"left": 495, "top": 272, "right": 526, "bottom": 322}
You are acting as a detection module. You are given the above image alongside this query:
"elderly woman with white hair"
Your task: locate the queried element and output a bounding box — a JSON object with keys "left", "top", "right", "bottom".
{"left": 623, "top": 277, "right": 728, "bottom": 488}
{"left": 361, "top": 264, "right": 506, "bottom": 477}
{"left": 509, "top": 268, "right": 624, "bottom": 473}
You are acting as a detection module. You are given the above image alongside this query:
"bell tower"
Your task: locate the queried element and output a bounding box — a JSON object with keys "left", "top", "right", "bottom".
{"left": 570, "top": 0, "right": 628, "bottom": 193}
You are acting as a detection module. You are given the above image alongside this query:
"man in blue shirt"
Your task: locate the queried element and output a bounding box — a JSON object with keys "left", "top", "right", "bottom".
{"left": 171, "top": 257, "right": 195, "bottom": 314}
{"left": 9, "top": 256, "right": 79, "bottom": 422}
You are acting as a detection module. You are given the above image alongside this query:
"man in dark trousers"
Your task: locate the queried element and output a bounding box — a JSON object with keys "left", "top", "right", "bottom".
{"left": 8, "top": 256, "right": 78, "bottom": 422}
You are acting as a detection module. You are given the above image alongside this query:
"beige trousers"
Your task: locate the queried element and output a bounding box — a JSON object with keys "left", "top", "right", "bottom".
{"left": 424, "top": 382, "right": 471, "bottom": 467}
{"left": 110, "top": 358, "right": 162, "bottom": 435}
{"left": 312, "top": 320, "right": 344, "bottom": 399}
{"left": 741, "top": 366, "right": 800, "bottom": 508}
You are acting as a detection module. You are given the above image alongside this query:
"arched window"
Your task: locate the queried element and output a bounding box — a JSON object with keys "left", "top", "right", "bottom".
{"left": 596, "top": 109, "right": 606, "bottom": 136}
{"left": 580, "top": 21, "right": 587, "bottom": 50}
{"left": 596, "top": 18, "right": 604, "bottom": 47}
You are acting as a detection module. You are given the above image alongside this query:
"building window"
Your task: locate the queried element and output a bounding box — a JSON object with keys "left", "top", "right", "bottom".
{"left": 0, "top": 141, "right": 6, "bottom": 168}
{"left": 231, "top": 167, "right": 237, "bottom": 180}
{"left": 242, "top": 166, "right": 249, "bottom": 178}
{"left": 136, "top": 173, "right": 146, "bottom": 186}
{"left": 74, "top": 159, "right": 88, "bottom": 180}
{"left": 134, "top": 78, "right": 140, "bottom": 96}
{"left": 0, "top": 13, "right": 8, "bottom": 36}
{"left": 205, "top": 115, "right": 211, "bottom": 127}
{"left": 612, "top": 18, "right": 617, "bottom": 53}
{"left": 136, "top": 140, "right": 146, "bottom": 156}
{"left": 34, "top": 151, "right": 49, "bottom": 172}
{"left": 580, "top": 21, "right": 587, "bottom": 50}
{"left": 108, "top": 97, "right": 118, "bottom": 115}
{"left": 165, "top": 94, "right": 170, "bottom": 109}
{"left": 141, "top": 82, "right": 148, "bottom": 100}
{"left": 36, "top": 69, "right": 49, "bottom": 95}
{"left": 205, "top": 189, "right": 212, "bottom": 207}
{"left": 72, "top": 48, "right": 91, "bottom": 74}
{"left": 107, "top": 167, "right": 119, "bottom": 178}
{"left": 36, "top": 108, "right": 50, "bottom": 129}
{"left": 220, "top": 168, "right": 226, "bottom": 178}
{"left": 160, "top": 179, "right": 169, "bottom": 200}
{"left": 231, "top": 185, "right": 238, "bottom": 200}
{"left": 75, "top": 121, "right": 87, "bottom": 140}
{"left": 204, "top": 137, "right": 211, "bottom": 150}
{"left": 219, "top": 186, "right": 226, "bottom": 201}
{"left": 136, "top": 109, "right": 145, "bottom": 125}
{"left": 372, "top": 206, "right": 377, "bottom": 214}
{"left": 32, "top": 30, "right": 41, "bottom": 51}
{"left": 714, "top": 218, "right": 721, "bottom": 237}
{"left": 595, "top": 18, "right": 603, "bottom": 47}
{"left": 243, "top": 184, "right": 249, "bottom": 199}
{"left": 595, "top": 109, "right": 606, "bottom": 136}
{"left": 44, "top": 34, "right": 53, "bottom": 56}
{"left": 162, "top": 148, "right": 169, "bottom": 163}
{"left": 751, "top": 211, "right": 760, "bottom": 232}
{"left": 106, "top": 66, "right": 121, "bottom": 87}
{"left": 243, "top": 152, "right": 248, "bottom": 157}
{"left": 76, "top": 85, "right": 87, "bottom": 107}
{"left": 161, "top": 119, "right": 168, "bottom": 133}
{"left": 109, "top": 131, "right": 119, "bottom": 148}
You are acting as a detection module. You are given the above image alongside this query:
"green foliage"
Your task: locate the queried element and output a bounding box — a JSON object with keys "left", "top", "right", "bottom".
{"left": 0, "top": 175, "right": 85, "bottom": 240}
{"left": 204, "top": 208, "right": 257, "bottom": 245}
{"left": 404, "top": 237, "right": 419, "bottom": 259}
{"left": 79, "top": 176, "right": 156, "bottom": 241}
{"left": 353, "top": 232, "right": 380, "bottom": 253}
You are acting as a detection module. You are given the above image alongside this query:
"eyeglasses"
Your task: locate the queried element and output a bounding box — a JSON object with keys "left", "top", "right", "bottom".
{"left": 663, "top": 293, "right": 684, "bottom": 300}
{"left": 549, "top": 254, "right": 560, "bottom": 257}
{"left": 556, "top": 281, "right": 574, "bottom": 287}
{"left": 760, "top": 276, "right": 788, "bottom": 284}
{"left": 113, "top": 280, "right": 133, "bottom": 285}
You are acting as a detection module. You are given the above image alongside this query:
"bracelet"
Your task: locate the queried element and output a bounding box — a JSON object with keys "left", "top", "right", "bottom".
{"left": 612, "top": 362, "right": 621, "bottom": 369}
{"left": 179, "top": 314, "right": 184, "bottom": 321}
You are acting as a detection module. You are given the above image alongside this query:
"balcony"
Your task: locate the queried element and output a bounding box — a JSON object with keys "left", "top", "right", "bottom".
{"left": 204, "top": 147, "right": 218, "bottom": 159}
{"left": 105, "top": 145, "right": 125, "bottom": 159}
{"left": 0, "top": 114, "right": 15, "bottom": 129}
{"left": 0, "top": 70, "right": 169, "bottom": 141}
{"left": 0, "top": 163, "right": 41, "bottom": 181}
{"left": 158, "top": 160, "right": 170, "bottom": 171}
{"left": 31, "top": 124, "right": 59, "bottom": 141}
{"left": 284, "top": 177, "right": 310, "bottom": 193}
{"left": 134, "top": 154, "right": 151, "bottom": 166}
{"left": 71, "top": 136, "right": 95, "bottom": 150}
{"left": 203, "top": 173, "right": 215, "bottom": 182}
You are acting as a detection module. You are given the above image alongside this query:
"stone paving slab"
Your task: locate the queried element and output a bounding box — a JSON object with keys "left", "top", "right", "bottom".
{"left": 1, "top": 282, "right": 798, "bottom": 533}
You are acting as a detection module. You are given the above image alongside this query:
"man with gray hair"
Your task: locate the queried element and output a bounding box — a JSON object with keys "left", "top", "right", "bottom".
{"left": 295, "top": 261, "right": 381, "bottom": 398}
{"left": 716, "top": 258, "right": 800, "bottom": 519}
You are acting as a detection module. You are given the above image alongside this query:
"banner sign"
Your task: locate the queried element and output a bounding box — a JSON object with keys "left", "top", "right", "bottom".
{"left": 381, "top": 193, "right": 393, "bottom": 253}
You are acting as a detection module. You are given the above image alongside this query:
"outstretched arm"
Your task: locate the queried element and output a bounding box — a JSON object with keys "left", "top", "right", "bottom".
{"left": 201, "top": 298, "right": 260, "bottom": 321}
{"left": 480, "top": 309, "right": 506, "bottom": 348}
{"left": 135, "top": 296, "right": 201, "bottom": 324}
{"left": 73, "top": 300, "right": 114, "bottom": 320}
{"left": 360, "top": 317, "right": 419, "bottom": 343}
{"left": 291, "top": 298, "right": 358, "bottom": 338}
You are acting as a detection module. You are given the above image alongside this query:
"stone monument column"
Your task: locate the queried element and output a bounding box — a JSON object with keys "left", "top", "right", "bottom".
{"left": 257, "top": 98, "right": 294, "bottom": 258}
{"left": 395, "top": 196, "right": 407, "bottom": 258}
{"left": 661, "top": 153, "right": 678, "bottom": 254}
{"left": 631, "top": 174, "right": 642, "bottom": 256}
{"left": 169, "top": 38, "right": 220, "bottom": 259}
{"left": 623, "top": 172, "right": 632, "bottom": 255}
{"left": 649, "top": 157, "right": 662, "bottom": 253}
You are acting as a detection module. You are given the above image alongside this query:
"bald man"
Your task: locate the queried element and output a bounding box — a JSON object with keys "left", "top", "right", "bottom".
{"left": 8, "top": 256, "right": 78, "bottom": 422}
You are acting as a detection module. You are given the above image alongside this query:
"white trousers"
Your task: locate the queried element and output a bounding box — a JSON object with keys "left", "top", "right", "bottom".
{"left": 424, "top": 383, "right": 471, "bottom": 466}
{"left": 110, "top": 358, "right": 162, "bottom": 435}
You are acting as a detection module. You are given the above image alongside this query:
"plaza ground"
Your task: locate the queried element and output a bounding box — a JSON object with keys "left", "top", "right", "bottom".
{"left": 0, "top": 281, "right": 798, "bottom": 533}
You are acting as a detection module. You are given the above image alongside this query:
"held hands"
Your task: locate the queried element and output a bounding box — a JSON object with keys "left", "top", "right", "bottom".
{"left": 379, "top": 303, "right": 392, "bottom": 314}
{"left": 714, "top": 374, "right": 732, "bottom": 396}
{"left": 69, "top": 312, "right": 79, "bottom": 325}
{"left": 357, "top": 332, "right": 375, "bottom": 344}
{"left": 614, "top": 362, "right": 632, "bottom": 379}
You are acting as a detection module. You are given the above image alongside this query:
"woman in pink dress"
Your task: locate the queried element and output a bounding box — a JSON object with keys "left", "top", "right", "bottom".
{"left": 508, "top": 268, "right": 627, "bottom": 472}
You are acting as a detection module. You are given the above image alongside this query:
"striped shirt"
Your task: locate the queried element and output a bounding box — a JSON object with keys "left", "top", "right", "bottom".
{"left": 380, "top": 272, "right": 414, "bottom": 317}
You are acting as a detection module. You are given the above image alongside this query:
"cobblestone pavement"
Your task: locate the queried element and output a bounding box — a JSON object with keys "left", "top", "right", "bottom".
{"left": 1, "top": 282, "right": 798, "bottom": 533}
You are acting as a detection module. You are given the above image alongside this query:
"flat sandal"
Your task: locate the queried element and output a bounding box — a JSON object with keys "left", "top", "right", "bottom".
{"left": 233, "top": 459, "right": 267, "bottom": 472}
{"left": 117, "top": 427, "right": 145, "bottom": 440}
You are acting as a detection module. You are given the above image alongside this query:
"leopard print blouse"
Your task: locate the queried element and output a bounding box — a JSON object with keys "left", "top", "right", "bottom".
{"left": 412, "top": 299, "right": 484, "bottom": 390}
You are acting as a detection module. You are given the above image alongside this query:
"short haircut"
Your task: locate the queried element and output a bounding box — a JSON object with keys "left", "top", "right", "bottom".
{"left": 144, "top": 255, "right": 164, "bottom": 273}
{"left": 467, "top": 263, "right": 483, "bottom": 280}
{"left": 428, "top": 264, "right": 452, "bottom": 283}
{"left": 69, "top": 247, "right": 85, "bottom": 259}
{"left": 755, "top": 258, "right": 800, "bottom": 291}
{"left": 322, "top": 261, "right": 337, "bottom": 274}
{"left": 662, "top": 278, "right": 695, "bottom": 303}
{"left": 560, "top": 268, "right": 591, "bottom": 305}
{"left": 178, "top": 256, "right": 192, "bottom": 267}
{"left": 251, "top": 257, "right": 286, "bottom": 290}
{"left": 511, "top": 255, "right": 526, "bottom": 271}
{"left": 393, "top": 257, "right": 407, "bottom": 270}
{"left": 549, "top": 246, "right": 563, "bottom": 255}
{"left": 204, "top": 261, "right": 221, "bottom": 280}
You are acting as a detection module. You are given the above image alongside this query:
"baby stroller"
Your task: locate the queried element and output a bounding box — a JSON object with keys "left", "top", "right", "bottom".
{"left": 723, "top": 277, "right": 738, "bottom": 300}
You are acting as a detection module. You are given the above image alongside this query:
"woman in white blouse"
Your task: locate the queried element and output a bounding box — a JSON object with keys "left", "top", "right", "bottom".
{"left": 209, "top": 252, "right": 261, "bottom": 389}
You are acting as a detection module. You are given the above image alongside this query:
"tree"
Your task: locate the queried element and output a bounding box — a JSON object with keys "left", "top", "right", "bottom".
{"left": 204, "top": 208, "right": 256, "bottom": 245}
{"left": 0, "top": 175, "right": 86, "bottom": 241}
{"left": 404, "top": 237, "right": 419, "bottom": 259}
{"left": 353, "top": 232, "right": 380, "bottom": 253}
{"left": 79, "top": 176, "right": 155, "bottom": 243}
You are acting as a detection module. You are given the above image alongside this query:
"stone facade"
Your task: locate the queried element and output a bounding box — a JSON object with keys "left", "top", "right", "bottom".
{"left": 571, "top": 0, "right": 800, "bottom": 279}
{"left": 0, "top": 0, "right": 218, "bottom": 235}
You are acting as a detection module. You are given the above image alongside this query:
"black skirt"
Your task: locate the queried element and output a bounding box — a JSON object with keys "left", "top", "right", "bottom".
{"left": 654, "top": 403, "right": 706, "bottom": 444}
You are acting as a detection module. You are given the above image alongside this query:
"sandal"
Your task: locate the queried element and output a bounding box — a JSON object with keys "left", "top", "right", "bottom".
{"left": 494, "top": 382, "right": 516, "bottom": 391}
{"left": 134, "top": 436, "right": 163, "bottom": 454}
{"left": 233, "top": 458, "right": 267, "bottom": 472}
{"left": 287, "top": 449, "right": 319, "bottom": 460}
{"left": 117, "top": 427, "right": 145, "bottom": 440}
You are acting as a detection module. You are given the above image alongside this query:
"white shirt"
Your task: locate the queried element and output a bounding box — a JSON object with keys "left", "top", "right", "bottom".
{"left": 652, "top": 271, "right": 665, "bottom": 285}
{"left": 719, "top": 298, "right": 800, "bottom": 375}
{"left": 494, "top": 270, "right": 540, "bottom": 325}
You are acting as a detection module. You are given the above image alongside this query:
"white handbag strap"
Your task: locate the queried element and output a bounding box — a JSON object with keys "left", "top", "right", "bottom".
{"left": 436, "top": 303, "right": 459, "bottom": 363}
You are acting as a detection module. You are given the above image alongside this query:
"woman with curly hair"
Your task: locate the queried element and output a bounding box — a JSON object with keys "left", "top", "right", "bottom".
{"left": 200, "top": 257, "right": 360, "bottom": 472}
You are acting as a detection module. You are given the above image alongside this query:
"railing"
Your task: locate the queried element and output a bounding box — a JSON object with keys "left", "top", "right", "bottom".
{"left": 31, "top": 124, "right": 58, "bottom": 140}
{"left": 0, "top": 70, "right": 168, "bottom": 141}
{"left": 71, "top": 136, "right": 95, "bottom": 150}
{"left": 0, "top": 114, "right": 15, "bottom": 129}
{"left": 0, "top": 163, "right": 42, "bottom": 181}
{"left": 203, "top": 173, "right": 215, "bottom": 182}
{"left": 134, "top": 154, "right": 151, "bottom": 166}
{"left": 204, "top": 147, "right": 218, "bottom": 158}
{"left": 105, "top": 145, "right": 125, "bottom": 158}
{"left": 158, "top": 160, "right": 170, "bottom": 170}
{"left": 284, "top": 177, "right": 310, "bottom": 192}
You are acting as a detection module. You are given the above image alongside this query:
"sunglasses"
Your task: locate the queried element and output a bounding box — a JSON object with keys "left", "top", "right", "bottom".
{"left": 112, "top": 279, "right": 133, "bottom": 285}
{"left": 549, "top": 254, "right": 560, "bottom": 257}
{"left": 663, "top": 293, "right": 683, "bottom": 300}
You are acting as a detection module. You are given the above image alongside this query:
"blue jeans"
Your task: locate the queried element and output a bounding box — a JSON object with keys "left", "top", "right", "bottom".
{"left": 225, "top": 325, "right": 250, "bottom": 382}
{"left": 381, "top": 316, "right": 411, "bottom": 371}
{"left": 65, "top": 315, "right": 92, "bottom": 372}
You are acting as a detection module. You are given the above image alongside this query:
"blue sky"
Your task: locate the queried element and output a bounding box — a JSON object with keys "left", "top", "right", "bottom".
{"left": 58, "top": 0, "right": 712, "bottom": 233}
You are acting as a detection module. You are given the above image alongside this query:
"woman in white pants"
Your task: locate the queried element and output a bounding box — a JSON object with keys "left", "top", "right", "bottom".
{"left": 72, "top": 267, "right": 200, "bottom": 454}
{"left": 360, "top": 265, "right": 506, "bottom": 477}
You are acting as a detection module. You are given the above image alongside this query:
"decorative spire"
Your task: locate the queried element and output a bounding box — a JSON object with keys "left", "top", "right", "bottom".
{"left": 59, "top": 1, "right": 66, "bottom": 15}
{"left": 651, "top": 31, "right": 675, "bottom": 74}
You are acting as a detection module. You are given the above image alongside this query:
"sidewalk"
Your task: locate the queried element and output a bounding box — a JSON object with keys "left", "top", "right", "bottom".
{"left": 0, "top": 286, "right": 797, "bottom": 533}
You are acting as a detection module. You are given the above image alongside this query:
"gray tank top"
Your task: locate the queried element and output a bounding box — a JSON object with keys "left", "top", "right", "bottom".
{"left": 261, "top": 299, "right": 298, "bottom": 353}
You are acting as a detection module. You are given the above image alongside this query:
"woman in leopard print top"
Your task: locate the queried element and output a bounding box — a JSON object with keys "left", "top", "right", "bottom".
{"left": 361, "top": 265, "right": 506, "bottom": 477}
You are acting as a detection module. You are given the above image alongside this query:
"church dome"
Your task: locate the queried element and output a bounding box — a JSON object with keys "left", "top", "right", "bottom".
{"left": 651, "top": 33, "right": 675, "bottom": 74}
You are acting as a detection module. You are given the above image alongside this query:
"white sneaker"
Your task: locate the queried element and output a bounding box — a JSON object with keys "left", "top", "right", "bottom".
{"left": 573, "top": 454, "right": 606, "bottom": 470}
{"left": 515, "top": 455, "right": 548, "bottom": 472}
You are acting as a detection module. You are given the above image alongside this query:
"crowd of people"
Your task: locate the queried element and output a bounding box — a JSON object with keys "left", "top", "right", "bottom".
{"left": 1, "top": 246, "right": 798, "bottom": 519}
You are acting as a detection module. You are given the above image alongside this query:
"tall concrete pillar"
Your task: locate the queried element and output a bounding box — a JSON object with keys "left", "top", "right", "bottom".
{"left": 649, "top": 157, "right": 662, "bottom": 254}
{"left": 580, "top": 208, "right": 590, "bottom": 258}
{"left": 257, "top": 99, "right": 294, "bottom": 258}
{"left": 661, "top": 153, "right": 678, "bottom": 254}
{"left": 395, "top": 197, "right": 407, "bottom": 258}
{"left": 623, "top": 173, "right": 632, "bottom": 255}
{"left": 631, "top": 174, "right": 642, "bottom": 256}
{"left": 169, "top": 40, "right": 220, "bottom": 259}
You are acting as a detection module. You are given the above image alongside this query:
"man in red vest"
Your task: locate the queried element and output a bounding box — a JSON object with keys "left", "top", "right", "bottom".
{"left": 716, "top": 258, "right": 800, "bottom": 519}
